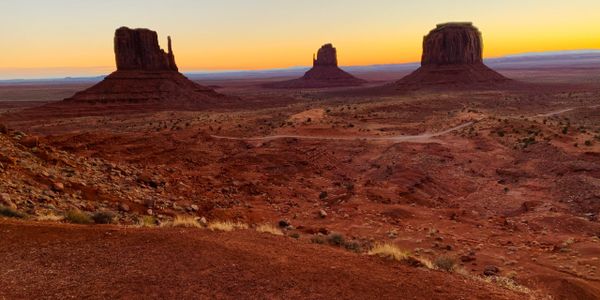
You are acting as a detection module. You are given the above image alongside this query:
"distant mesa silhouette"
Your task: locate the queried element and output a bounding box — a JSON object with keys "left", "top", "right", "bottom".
{"left": 395, "top": 22, "right": 510, "bottom": 89}
{"left": 265, "top": 43, "right": 367, "bottom": 89}
{"left": 64, "top": 27, "right": 226, "bottom": 107}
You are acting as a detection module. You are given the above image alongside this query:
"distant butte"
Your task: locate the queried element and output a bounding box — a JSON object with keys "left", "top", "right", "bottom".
{"left": 395, "top": 22, "right": 510, "bottom": 89}
{"left": 265, "top": 44, "right": 366, "bottom": 89}
{"left": 64, "top": 27, "right": 227, "bottom": 107}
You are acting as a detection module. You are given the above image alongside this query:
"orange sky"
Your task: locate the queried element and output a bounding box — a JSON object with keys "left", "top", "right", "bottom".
{"left": 1, "top": 0, "right": 599, "bottom": 78}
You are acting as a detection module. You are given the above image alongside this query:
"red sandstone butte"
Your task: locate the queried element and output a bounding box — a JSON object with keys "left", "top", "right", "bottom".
{"left": 64, "top": 27, "right": 225, "bottom": 106}
{"left": 265, "top": 44, "right": 366, "bottom": 89}
{"left": 396, "top": 22, "right": 510, "bottom": 88}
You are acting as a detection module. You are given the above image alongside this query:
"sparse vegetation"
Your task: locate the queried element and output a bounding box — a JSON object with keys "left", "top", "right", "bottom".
{"left": 35, "top": 213, "right": 64, "bottom": 222}
{"left": 92, "top": 211, "right": 116, "bottom": 224}
{"left": 256, "top": 224, "right": 284, "bottom": 236}
{"left": 434, "top": 255, "right": 457, "bottom": 272}
{"left": 0, "top": 205, "right": 26, "bottom": 219}
{"left": 137, "top": 215, "right": 158, "bottom": 227}
{"left": 168, "top": 215, "right": 202, "bottom": 228}
{"left": 208, "top": 221, "right": 248, "bottom": 232}
{"left": 65, "top": 210, "right": 94, "bottom": 224}
{"left": 368, "top": 243, "right": 410, "bottom": 261}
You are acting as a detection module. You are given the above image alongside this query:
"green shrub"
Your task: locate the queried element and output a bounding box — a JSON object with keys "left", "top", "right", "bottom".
{"left": 327, "top": 233, "right": 345, "bottom": 247}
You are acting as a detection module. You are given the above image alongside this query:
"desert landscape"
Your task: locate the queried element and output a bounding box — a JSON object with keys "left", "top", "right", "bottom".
{"left": 2, "top": 2, "right": 600, "bottom": 299}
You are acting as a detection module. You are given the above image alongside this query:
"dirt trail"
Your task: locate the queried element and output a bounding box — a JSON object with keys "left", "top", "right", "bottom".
{"left": 212, "top": 122, "right": 475, "bottom": 143}
{"left": 0, "top": 220, "right": 520, "bottom": 299}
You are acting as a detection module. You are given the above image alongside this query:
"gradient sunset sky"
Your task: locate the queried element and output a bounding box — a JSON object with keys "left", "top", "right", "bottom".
{"left": 1, "top": 0, "right": 599, "bottom": 79}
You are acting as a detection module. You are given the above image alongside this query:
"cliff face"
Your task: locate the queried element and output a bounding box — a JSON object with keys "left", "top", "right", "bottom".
{"left": 313, "top": 44, "right": 338, "bottom": 67}
{"left": 266, "top": 43, "right": 365, "bottom": 89}
{"left": 422, "top": 23, "right": 483, "bottom": 65}
{"left": 114, "top": 27, "right": 178, "bottom": 71}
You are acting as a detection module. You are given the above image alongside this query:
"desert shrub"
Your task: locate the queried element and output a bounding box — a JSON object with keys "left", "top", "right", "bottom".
{"left": 208, "top": 221, "right": 248, "bottom": 232}
{"left": 327, "top": 233, "right": 345, "bottom": 247}
{"left": 344, "top": 241, "right": 362, "bottom": 252}
{"left": 0, "top": 205, "right": 26, "bottom": 219}
{"left": 169, "top": 215, "right": 202, "bottom": 228}
{"left": 434, "top": 255, "right": 457, "bottom": 272}
{"left": 65, "top": 210, "right": 93, "bottom": 224}
{"left": 290, "top": 233, "right": 301, "bottom": 239}
{"left": 368, "top": 243, "right": 410, "bottom": 261}
{"left": 92, "top": 211, "right": 116, "bottom": 224}
{"left": 35, "top": 213, "right": 64, "bottom": 222}
{"left": 256, "top": 224, "right": 284, "bottom": 236}
{"left": 137, "top": 215, "right": 157, "bottom": 227}
{"left": 311, "top": 235, "right": 325, "bottom": 244}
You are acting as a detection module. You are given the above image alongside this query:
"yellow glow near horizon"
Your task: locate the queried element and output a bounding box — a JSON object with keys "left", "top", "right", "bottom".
{"left": 1, "top": 0, "right": 599, "bottom": 77}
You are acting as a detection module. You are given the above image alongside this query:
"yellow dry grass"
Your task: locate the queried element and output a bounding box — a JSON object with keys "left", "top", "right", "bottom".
{"left": 208, "top": 221, "right": 248, "bottom": 232}
{"left": 35, "top": 213, "right": 64, "bottom": 222}
{"left": 256, "top": 224, "right": 284, "bottom": 236}
{"left": 368, "top": 243, "right": 411, "bottom": 261}
{"left": 168, "top": 215, "right": 202, "bottom": 228}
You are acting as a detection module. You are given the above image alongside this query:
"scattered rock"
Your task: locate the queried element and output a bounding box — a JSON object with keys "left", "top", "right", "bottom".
{"left": 118, "top": 203, "right": 130, "bottom": 212}
{"left": 190, "top": 204, "right": 199, "bottom": 212}
{"left": 483, "top": 265, "right": 500, "bottom": 276}
{"left": 0, "top": 193, "right": 17, "bottom": 210}
{"left": 319, "top": 209, "right": 328, "bottom": 218}
{"left": 199, "top": 217, "right": 208, "bottom": 226}
{"left": 18, "top": 136, "right": 39, "bottom": 148}
{"left": 278, "top": 219, "right": 291, "bottom": 228}
{"left": 51, "top": 182, "right": 65, "bottom": 192}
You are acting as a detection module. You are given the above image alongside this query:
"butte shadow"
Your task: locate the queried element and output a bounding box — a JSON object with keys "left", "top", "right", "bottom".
{"left": 264, "top": 44, "right": 367, "bottom": 89}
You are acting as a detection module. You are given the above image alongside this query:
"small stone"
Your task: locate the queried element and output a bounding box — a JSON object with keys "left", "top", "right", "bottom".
{"left": 52, "top": 182, "right": 65, "bottom": 192}
{"left": 199, "top": 217, "right": 207, "bottom": 226}
{"left": 0, "top": 193, "right": 17, "bottom": 210}
{"left": 190, "top": 204, "right": 199, "bottom": 212}
{"left": 278, "top": 219, "right": 291, "bottom": 228}
{"left": 118, "top": 203, "right": 130, "bottom": 212}
{"left": 146, "top": 209, "right": 153, "bottom": 215}
{"left": 319, "top": 210, "right": 328, "bottom": 218}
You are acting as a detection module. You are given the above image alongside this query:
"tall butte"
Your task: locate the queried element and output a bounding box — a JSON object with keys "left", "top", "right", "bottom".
{"left": 395, "top": 22, "right": 510, "bottom": 89}
{"left": 64, "top": 27, "right": 225, "bottom": 107}
{"left": 265, "top": 43, "right": 366, "bottom": 89}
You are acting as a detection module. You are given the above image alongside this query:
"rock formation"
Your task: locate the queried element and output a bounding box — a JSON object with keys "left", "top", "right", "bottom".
{"left": 265, "top": 44, "right": 366, "bottom": 89}
{"left": 114, "top": 27, "right": 178, "bottom": 71}
{"left": 395, "top": 22, "right": 510, "bottom": 88}
{"left": 65, "top": 27, "right": 226, "bottom": 107}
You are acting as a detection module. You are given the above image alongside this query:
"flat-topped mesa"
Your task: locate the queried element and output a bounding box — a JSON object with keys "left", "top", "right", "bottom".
{"left": 114, "top": 27, "right": 178, "bottom": 71}
{"left": 265, "top": 43, "right": 366, "bottom": 89}
{"left": 313, "top": 44, "right": 338, "bottom": 67}
{"left": 422, "top": 22, "right": 483, "bottom": 65}
{"left": 394, "top": 22, "right": 510, "bottom": 89}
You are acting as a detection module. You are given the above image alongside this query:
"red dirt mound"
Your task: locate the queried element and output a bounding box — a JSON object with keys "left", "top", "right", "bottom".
{"left": 265, "top": 44, "right": 366, "bottom": 89}
{"left": 0, "top": 220, "right": 521, "bottom": 299}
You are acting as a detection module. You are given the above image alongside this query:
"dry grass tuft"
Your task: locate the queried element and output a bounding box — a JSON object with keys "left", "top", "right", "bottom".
{"left": 368, "top": 243, "right": 411, "bottom": 261}
{"left": 256, "top": 224, "right": 284, "bottom": 236}
{"left": 65, "top": 210, "right": 93, "bottom": 224}
{"left": 208, "top": 221, "right": 248, "bottom": 232}
{"left": 481, "top": 276, "right": 532, "bottom": 294}
{"left": 35, "top": 213, "right": 64, "bottom": 222}
{"left": 169, "top": 215, "right": 202, "bottom": 228}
